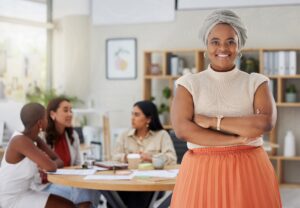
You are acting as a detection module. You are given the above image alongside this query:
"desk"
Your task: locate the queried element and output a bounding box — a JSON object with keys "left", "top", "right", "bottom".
{"left": 48, "top": 171, "right": 175, "bottom": 191}
{"left": 48, "top": 166, "right": 178, "bottom": 208}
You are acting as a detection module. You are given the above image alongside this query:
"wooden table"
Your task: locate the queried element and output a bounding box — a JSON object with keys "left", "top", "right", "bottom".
{"left": 48, "top": 171, "right": 176, "bottom": 191}
{"left": 48, "top": 166, "right": 179, "bottom": 208}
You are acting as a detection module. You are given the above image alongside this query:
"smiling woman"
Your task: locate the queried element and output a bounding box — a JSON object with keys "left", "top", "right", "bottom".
{"left": 170, "top": 9, "right": 281, "bottom": 208}
{"left": 206, "top": 24, "right": 239, "bottom": 72}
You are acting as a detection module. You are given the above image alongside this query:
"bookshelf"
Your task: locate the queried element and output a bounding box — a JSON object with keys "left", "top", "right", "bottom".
{"left": 143, "top": 48, "right": 300, "bottom": 186}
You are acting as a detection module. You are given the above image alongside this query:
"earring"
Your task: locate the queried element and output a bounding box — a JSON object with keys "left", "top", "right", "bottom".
{"left": 238, "top": 52, "right": 243, "bottom": 58}
{"left": 39, "top": 127, "right": 43, "bottom": 132}
{"left": 203, "top": 51, "right": 207, "bottom": 58}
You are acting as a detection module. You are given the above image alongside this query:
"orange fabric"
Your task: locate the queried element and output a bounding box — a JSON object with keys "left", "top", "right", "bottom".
{"left": 171, "top": 146, "right": 282, "bottom": 208}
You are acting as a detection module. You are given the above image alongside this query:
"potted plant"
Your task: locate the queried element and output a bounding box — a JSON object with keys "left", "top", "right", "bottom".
{"left": 26, "top": 87, "right": 83, "bottom": 107}
{"left": 151, "top": 86, "right": 171, "bottom": 125}
{"left": 158, "top": 87, "right": 171, "bottom": 124}
{"left": 285, "top": 84, "right": 297, "bottom": 102}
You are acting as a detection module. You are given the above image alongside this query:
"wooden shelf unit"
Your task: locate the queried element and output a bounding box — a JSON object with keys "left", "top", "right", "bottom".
{"left": 269, "top": 156, "right": 300, "bottom": 187}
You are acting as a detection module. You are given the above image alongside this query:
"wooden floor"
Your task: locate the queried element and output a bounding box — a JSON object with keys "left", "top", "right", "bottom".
{"left": 280, "top": 188, "right": 300, "bottom": 208}
{"left": 98, "top": 189, "right": 300, "bottom": 208}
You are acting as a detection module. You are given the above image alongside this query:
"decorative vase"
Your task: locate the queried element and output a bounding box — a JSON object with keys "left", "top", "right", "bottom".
{"left": 159, "top": 114, "right": 166, "bottom": 125}
{"left": 285, "top": 93, "right": 297, "bottom": 102}
{"left": 283, "top": 130, "right": 296, "bottom": 157}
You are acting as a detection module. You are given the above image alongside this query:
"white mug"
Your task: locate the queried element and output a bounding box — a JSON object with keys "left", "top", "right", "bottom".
{"left": 152, "top": 154, "right": 165, "bottom": 169}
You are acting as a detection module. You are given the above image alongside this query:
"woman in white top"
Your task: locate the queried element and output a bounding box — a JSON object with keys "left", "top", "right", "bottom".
{"left": 0, "top": 102, "right": 75, "bottom": 208}
{"left": 170, "top": 10, "right": 281, "bottom": 208}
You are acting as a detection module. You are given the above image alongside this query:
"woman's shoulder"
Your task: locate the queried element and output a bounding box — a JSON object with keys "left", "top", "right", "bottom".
{"left": 116, "top": 128, "right": 133, "bottom": 140}
{"left": 176, "top": 71, "right": 207, "bottom": 92}
{"left": 71, "top": 130, "right": 81, "bottom": 144}
{"left": 177, "top": 71, "right": 206, "bottom": 81}
{"left": 236, "top": 70, "right": 269, "bottom": 82}
{"left": 152, "top": 129, "right": 170, "bottom": 137}
{"left": 249, "top": 72, "right": 269, "bottom": 80}
{"left": 9, "top": 132, "right": 28, "bottom": 144}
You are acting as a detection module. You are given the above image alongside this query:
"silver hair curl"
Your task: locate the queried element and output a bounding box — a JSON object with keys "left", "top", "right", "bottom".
{"left": 199, "top": 10, "right": 247, "bottom": 50}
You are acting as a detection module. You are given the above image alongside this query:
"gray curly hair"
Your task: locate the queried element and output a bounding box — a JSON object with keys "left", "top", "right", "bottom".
{"left": 200, "top": 10, "right": 247, "bottom": 50}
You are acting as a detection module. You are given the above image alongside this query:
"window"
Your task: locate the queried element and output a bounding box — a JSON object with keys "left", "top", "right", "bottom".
{"left": 0, "top": 0, "right": 51, "bottom": 101}
{"left": 0, "top": 0, "right": 47, "bottom": 22}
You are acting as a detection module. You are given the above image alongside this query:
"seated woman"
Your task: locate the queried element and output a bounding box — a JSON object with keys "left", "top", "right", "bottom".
{"left": 112, "top": 100, "right": 177, "bottom": 208}
{"left": 0, "top": 102, "right": 75, "bottom": 208}
{"left": 40, "top": 97, "right": 99, "bottom": 208}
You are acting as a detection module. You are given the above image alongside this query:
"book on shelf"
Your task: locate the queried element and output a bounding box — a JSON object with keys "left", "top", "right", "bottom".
{"left": 264, "top": 50, "right": 298, "bottom": 75}
{"left": 166, "top": 53, "right": 173, "bottom": 75}
{"left": 289, "top": 51, "right": 297, "bottom": 75}
{"left": 170, "top": 56, "right": 179, "bottom": 76}
{"left": 278, "top": 51, "right": 286, "bottom": 75}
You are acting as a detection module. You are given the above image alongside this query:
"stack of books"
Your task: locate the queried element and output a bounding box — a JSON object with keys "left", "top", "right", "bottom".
{"left": 264, "top": 51, "right": 298, "bottom": 75}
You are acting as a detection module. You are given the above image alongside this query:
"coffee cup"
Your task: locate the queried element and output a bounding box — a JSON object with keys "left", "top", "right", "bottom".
{"left": 152, "top": 154, "right": 165, "bottom": 169}
{"left": 127, "top": 153, "right": 141, "bottom": 169}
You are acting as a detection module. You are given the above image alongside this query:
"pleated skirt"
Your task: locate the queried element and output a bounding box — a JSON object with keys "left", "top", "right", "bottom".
{"left": 171, "top": 146, "right": 282, "bottom": 208}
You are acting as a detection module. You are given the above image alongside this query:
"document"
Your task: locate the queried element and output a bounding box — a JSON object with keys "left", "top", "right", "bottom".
{"left": 133, "top": 169, "right": 179, "bottom": 178}
{"left": 48, "top": 169, "right": 96, "bottom": 175}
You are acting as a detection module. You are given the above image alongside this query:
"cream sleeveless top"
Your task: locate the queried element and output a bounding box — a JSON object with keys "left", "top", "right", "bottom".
{"left": 176, "top": 65, "right": 269, "bottom": 149}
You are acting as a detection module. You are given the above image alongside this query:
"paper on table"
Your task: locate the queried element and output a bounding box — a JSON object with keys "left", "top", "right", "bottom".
{"left": 84, "top": 174, "right": 134, "bottom": 180}
{"left": 133, "top": 169, "right": 179, "bottom": 178}
{"left": 48, "top": 169, "right": 96, "bottom": 175}
{"left": 93, "top": 166, "right": 109, "bottom": 171}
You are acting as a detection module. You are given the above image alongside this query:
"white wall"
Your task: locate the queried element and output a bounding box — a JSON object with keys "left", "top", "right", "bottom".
{"left": 88, "top": 5, "right": 300, "bottom": 114}
{"left": 51, "top": 5, "right": 300, "bottom": 181}
{"left": 53, "top": 0, "right": 89, "bottom": 19}
{"left": 52, "top": 16, "right": 90, "bottom": 100}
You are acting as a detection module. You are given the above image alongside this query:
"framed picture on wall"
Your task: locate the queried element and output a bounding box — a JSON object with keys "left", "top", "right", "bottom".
{"left": 106, "top": 38, "right": 137, "bottom": 80}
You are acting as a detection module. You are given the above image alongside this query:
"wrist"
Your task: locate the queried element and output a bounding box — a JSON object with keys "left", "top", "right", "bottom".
{"left": 210, "top": 117, "right": 217, "bottom": 129}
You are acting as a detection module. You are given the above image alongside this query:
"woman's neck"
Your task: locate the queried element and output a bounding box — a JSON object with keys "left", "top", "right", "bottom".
{"left": 210, "top": 64, "right": 235, "bottom": 72}
{"left": 55, "top": 123, "right": 65, "bottom": 135}
{"left": 135, "top": 128, "right": 149, "bottom": 140}
{"left": 23, "top": 129, "right": 38, "bottom": 141}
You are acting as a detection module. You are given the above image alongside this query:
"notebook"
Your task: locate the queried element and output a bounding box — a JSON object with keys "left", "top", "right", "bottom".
{"left": 94, "top": 161, "right": 128, "bottom": 170}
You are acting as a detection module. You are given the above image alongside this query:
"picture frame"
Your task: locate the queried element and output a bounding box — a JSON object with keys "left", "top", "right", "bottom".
{"left": 106, "top": 38, "right": 137, "bottom": 80}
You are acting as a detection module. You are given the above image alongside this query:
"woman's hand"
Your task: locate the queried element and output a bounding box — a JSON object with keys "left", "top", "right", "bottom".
{"left": 39, "top": 168, "right": 49, "bottom": 184}
{"left": 139, "top": 152, "right": 152, "bottom": 163}
{"left": 194, "top": 114, "right": 215, "bottom": 129}
{"left": 232, "top": 135, "right": 262, "bottom": 145}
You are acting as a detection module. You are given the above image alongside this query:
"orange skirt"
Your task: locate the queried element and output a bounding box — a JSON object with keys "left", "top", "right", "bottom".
{"left": 171, "top": 146, "right": 282, "bottom": 208}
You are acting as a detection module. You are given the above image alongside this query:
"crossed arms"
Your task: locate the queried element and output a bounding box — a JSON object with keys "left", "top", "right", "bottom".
{"left": 171, "top": 82, "right": 276, "bottom": 146}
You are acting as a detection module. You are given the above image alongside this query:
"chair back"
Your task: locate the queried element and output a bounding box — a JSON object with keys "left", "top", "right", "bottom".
{"left": 103, "top": 114, "right": 112, "bottom": 161}
{"left": 169, "top": 130, "right": 188, "bottom": 164}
